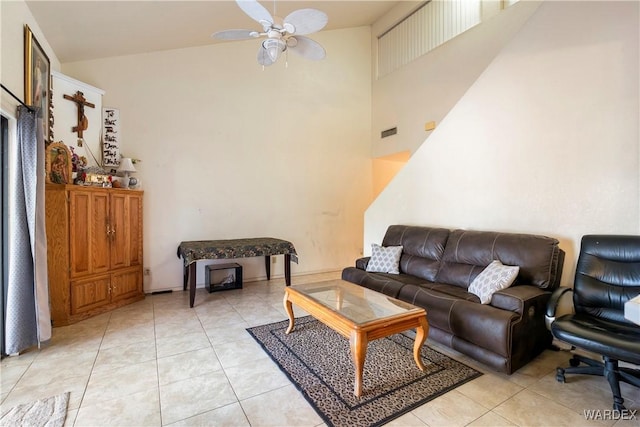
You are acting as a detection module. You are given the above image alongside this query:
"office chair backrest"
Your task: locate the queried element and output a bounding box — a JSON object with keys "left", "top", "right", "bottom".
{"left": 574, "top": 235, "right": 640, "bottom": 324}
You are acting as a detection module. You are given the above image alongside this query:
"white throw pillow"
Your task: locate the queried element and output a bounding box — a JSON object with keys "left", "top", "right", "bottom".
{"left": 366, "top": 244, "right": 403, "bottom": 274}
{"left": 469, "top": 260, "right": 520, "bottom": 304}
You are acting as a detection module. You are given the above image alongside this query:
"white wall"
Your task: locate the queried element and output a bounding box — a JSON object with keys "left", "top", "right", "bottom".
{"left": 63, "top": 27, "right": 374, "bottom": 291}
{"left": 371, "top": 0, "right": 542, "bottom": 158}
{"left": 365, "top": 1, "right": 639, "bottom": 284}
{"left": 51, "top": 72, "right": 104, "bottom": 169}
{"left": 1, "top": 0, "right": 61, "bottom": 113}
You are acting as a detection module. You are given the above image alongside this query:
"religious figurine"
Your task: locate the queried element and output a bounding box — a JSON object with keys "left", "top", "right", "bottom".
{"left": 50, "top": 148, "right": 70, "bottom": 184}
{"left": 69, "top": 146, "right": 87, "bottom": 173}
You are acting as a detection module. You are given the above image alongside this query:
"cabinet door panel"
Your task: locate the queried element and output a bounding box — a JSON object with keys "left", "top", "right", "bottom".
{"left": 70, "top": 191, "right": 91, "bottom": 277}
{"left": 111, "top": 268, "right": 142, "bottom": 302}
{"left": 91, "top": 192, "right": 111, "bottom": 273}
{"left": 71, "top": 275, "right": 110, "bottom": 314}
{"left": 128, "top": 194, "right": 143, "bottom": 266}
{"left": 110, "top": 193, "right": 129, "bottom": 269}
{"left": 48, "top": 186, "right": 145, "bottom": 326}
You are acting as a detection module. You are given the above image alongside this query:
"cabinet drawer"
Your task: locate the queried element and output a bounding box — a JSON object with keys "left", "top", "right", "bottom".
{"left": 111, "top": 267, "right": 143, "bottom": 302}
{"left": 71, "top": 275, "right": 111, "bottom": 314}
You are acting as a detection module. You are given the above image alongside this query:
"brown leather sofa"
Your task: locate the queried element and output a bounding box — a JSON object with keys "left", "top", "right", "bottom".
{"left": 342, "top": 225, "right": 565, "bottom": 374}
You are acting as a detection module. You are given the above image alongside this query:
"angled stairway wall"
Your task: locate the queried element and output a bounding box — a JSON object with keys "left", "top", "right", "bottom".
{"left": 365, "top": 0, "right": 639, "bottom": 284}
{"left": 371, "top": 0, "right": 542, "bottom": 158}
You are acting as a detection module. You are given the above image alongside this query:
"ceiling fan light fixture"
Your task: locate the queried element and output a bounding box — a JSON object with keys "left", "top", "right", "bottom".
{"left": 214, "top": 0, "right": 327, "bottom": 67}
{"left": 263, "top": 38, "right": 286, "bottom": 62}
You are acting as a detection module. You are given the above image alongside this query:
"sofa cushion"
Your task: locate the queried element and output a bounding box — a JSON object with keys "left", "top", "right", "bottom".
{"left": 341, "top": 267, "right": 406, "bottom": 297}
{"left": 382, "top": 225, "right": 450, "bottom": 282}
{"left": 436, "top": 229, "right": 561, "bottom": 290}
{"left": 366, "top": 243, "right": 402, "bottom": 274}
{"left": 398, "top": 285, "right": 461, "bottom": 334}
{"left": 416, "top": 282, "right": 480, "bottom": 303}
{"left": 469, "top": 260, "right": 519, "bottom": 304}
{"left": 398, "top": 283, "right": 517, "bottom": 357}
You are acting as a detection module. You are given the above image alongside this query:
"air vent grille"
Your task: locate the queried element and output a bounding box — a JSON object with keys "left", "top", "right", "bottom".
{"left": 381, "top": 127, "right": 398, "bottom": 138}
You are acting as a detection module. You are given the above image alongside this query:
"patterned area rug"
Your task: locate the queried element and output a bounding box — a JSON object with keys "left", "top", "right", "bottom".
{"left": 1, "top": 392, "right": 69, "bottom": 427}
{"left": 247, "top": 316, "right": 481, "bottom": 427}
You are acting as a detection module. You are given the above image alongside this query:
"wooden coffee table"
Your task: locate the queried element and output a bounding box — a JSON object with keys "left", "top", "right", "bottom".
{"left": 283, "top": 279, "right": 429, "bottom": 397}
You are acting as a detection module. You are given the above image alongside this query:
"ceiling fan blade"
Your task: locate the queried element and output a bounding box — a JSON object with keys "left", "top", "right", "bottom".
{"left": 288, "top": 36, "right": 326, "bottom": 61}
{"left": 211, "top": 29, "right": 259, "bottom": 40}
{"left": 236, "top": 0, "right": 273, "bottom": 30}
{"left": 283, "top": 9, "right": 328, "bottom": 35}
{"left": 257, "top": 45, "right": 274, "bottom": 66}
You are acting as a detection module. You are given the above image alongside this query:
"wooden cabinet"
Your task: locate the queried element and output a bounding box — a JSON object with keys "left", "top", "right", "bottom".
{"left": 46, "top": 184, "right": 144, "bottom": 326}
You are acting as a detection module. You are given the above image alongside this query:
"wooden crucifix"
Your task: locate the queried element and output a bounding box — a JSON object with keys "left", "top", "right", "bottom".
{"left": 63, "top": 91, "right": 95, "bottom": 143}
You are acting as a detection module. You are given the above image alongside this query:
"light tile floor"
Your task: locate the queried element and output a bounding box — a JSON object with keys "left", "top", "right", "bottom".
{"left": 1, "top": 271, "right": 638, "bottom": 426}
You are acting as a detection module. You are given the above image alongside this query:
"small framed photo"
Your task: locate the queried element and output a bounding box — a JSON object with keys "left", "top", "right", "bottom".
{"left": 85, "top": 173, "right": 111, "bottom": 187}
{"left": 46, "top": 142, "right": 72, "bottom": 184}
{"left": 24, "top": 25, "right": 52, "bottom": 144}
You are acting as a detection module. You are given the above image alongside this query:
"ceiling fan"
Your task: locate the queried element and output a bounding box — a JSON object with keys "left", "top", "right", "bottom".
{"left": 211, "top": 0, "right": 328, "bottom": 66}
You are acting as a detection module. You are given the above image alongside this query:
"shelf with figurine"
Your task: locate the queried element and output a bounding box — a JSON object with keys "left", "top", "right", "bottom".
{"left": 46, "top": 141, "right": 141, "bottom": 189}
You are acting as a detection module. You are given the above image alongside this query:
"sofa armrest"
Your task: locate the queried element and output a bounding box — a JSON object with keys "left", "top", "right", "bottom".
{"left": 491, "top": 285, "right": 550, "bottom": 315}
{"left": 355, "top": 257, "right": 370, "bottom": 270}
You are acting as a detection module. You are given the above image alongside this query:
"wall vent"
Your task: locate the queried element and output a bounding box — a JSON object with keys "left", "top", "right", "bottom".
{"left": 381, "top": 127, "right": 398, "bottom": 138}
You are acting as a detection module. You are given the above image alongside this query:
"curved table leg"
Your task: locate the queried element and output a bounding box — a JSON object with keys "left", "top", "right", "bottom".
{"left": 413, "top": 316, "right": 429, "bottom": 371}
{"left": 350, "top": 330, "right": 367, "bottom": 397}
{"left": 284, "top": 291, "right": 295, "bottom": 334}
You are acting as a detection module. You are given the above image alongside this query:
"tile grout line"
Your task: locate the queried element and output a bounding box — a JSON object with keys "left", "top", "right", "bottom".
{"left": 71, "top": 312, "right": 112, "bottom": 426}
{"left": 189, "top": 295, "right": 250, "bottom": 425}
{"left": 152, "top": 295, "right": 166, "bottom": 426}
{"left": 0, "top": 354, "right": 35, "bottom": 405}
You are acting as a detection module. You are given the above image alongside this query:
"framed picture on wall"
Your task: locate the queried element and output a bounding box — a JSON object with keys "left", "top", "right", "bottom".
{"left": 24, "top": 24, "right": 51, "bottom": 144}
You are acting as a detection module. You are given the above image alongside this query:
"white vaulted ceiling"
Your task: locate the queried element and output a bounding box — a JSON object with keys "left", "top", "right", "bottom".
{"left": 25, "top": 0, "right": 399, "bottom": 63}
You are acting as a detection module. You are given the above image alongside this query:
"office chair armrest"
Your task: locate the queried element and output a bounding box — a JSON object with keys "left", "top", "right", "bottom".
{"left": 545, "top": 286, "right": 573, "bottom": 330}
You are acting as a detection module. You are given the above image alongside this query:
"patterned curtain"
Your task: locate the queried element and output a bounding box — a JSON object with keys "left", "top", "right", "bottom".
{"left": 4, "top": 106, "right": 51, "bottom": 355}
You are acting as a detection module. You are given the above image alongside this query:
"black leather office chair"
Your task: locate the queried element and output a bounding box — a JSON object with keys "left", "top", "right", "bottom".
{"left": 546, "top": 235, "right": 640, "bottom": 411}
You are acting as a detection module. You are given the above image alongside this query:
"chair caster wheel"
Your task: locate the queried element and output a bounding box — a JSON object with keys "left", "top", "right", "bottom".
{"left": 556, "top": 368, "right": 566, "bottom": 383}
{"left": 613, "top": 401, "right": 626, "bottom": 412}
{"left": 569, "top": 357, "right": 580, "bottom": 367}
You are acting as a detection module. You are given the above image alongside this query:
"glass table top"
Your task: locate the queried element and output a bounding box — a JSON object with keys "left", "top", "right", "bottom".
{"left": 290, "top": 279, "right": 424, "bottom": 325}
